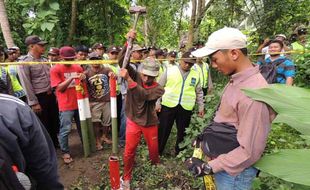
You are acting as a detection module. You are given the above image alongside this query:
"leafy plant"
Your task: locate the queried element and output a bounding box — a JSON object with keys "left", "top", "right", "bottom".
{"left": 243, "top": 84, "right": 310, "bottom": 187}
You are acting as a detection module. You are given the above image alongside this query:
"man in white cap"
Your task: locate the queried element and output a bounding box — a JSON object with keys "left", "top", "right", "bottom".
{"left": 185, "top": 27, "right": 275, "bottom": 189}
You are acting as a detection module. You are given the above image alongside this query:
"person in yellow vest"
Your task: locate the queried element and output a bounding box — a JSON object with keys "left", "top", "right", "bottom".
{"left": 194, "top": 58, "right": 210, "bottom": 96}
{"left": 155, "top": 49, "right": 167, "bottom": 81}
{"left": 291, "top": 26, "right": 307, "bottom": 52}
{"left": 4, "top": 48, "right": 26, "bottom": 101}
{"left": 166, "top": 51, "right": 178, "bottom": 68}
{"left": 156, "top": 51, "right": 205, "bottom": 155}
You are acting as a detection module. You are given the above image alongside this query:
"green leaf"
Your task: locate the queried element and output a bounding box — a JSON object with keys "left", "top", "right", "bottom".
{"left": 40, "top": 22, "right": 54, "bottom": 32}
{"left": 37, "top": 10, "right": 50, "bottom": 18}
{"left": 22, "top": 23, "right": 32, "bottom": 29}
{"left": 243, "top": 84, "right": 310, "bottom": 135}
{"left": 255, "top": 149, "right": 310, "bottom": 186}
{"left": 49, "top": 2, "right": 60, "bottom": 10}
{"left": 45, "top": 23, "right": 55, "bottom": 31}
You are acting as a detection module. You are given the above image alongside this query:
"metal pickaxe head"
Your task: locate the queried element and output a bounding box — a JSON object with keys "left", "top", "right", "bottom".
{"left": 129, "top": 6, "right": 147, "bottom": 15}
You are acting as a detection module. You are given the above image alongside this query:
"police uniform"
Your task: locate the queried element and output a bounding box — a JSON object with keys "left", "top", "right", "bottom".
{"left": 18, "top": 54, "right": 60, "bottom": 148}
{"left": 157, "top": 64, "right": 204, "bottom": 155}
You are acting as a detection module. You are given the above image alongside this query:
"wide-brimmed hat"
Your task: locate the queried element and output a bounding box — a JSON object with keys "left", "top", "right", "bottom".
{"left": 132, "top": 44, "right": 145, "bottom": 52}
{"left": 140, "top": 58, "right": 160, "bottom": 77}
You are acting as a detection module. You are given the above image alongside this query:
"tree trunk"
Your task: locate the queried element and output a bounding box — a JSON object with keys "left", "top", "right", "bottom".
{"left": 187, "top": 0, "right": 197, "bottom": 48}
{"left": 67, "top": 0, "right": 77, "bottom": 44}
{"left": 187, "top": 0, "right": 214, "bottom": 48}
{"left": 0, "top": 0, "right": 14, "bottom": 48}
{"left": 143, "top": 17, "right": 148, "bottom": 46}
{"left": 177, "top": 0, "right": 185, "bottom": 45}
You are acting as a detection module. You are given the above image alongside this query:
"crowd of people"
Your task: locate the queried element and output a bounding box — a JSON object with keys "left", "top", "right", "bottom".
{"left": 0, "top": 25, "right": 307, "bottom": 189}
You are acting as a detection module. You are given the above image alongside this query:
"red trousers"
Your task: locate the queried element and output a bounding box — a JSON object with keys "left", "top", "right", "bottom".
{"left": 123, "top": 119, "right": 159, "bottom": 181}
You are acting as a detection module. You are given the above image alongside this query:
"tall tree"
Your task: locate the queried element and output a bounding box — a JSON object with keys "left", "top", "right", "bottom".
{"left": 67, "top": 0, "right": 77, "bottom": 44}
{"left": 187, "top": 0, "right": 214, "bottom": 47}
{"left": 0, "top": 0, "right": 14, "bottom": 47}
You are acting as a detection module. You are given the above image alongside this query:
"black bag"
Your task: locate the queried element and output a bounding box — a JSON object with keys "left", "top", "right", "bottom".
{"left": 200, "top": 122, "right": 240, "bottom": 158}
{"left": 259, "top": 58, "right": 286, "bottom": 84}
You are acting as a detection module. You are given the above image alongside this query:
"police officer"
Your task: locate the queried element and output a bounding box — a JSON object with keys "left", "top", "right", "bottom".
{"left": 18, "top": 35, "right": 60, "bottom": 148}
{"left": 156, "top": 51, "right": 205, "bottom": 155}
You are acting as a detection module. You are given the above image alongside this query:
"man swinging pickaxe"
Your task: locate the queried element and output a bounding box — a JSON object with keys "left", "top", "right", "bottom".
{"left": 109, "top": 6, "right": 146, "bottom": 190}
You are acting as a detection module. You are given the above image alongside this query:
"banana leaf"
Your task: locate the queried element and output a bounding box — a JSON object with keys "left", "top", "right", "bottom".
{"left": 242, "top": 85, "right": 310, "bottom": 186}
{"left": 242, "top": 84, "right": 310, "bottom": 135}
{"left": 255, "top": 149, "right": 310, "bottom": 186}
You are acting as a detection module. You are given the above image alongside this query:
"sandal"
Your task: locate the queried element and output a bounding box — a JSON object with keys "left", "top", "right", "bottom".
{"left": 96, "top": 144, "right": 104, "bottom": 151}
{"left": 62, "top": 153, "right": 73, "bottom": 164}
{"left": 101, "top": 136, "right": 112, "bottom": 144}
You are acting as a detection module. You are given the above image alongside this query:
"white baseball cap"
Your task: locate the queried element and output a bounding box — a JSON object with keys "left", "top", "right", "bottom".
{"left": 192, "top": 27, "right": 247, "bottom": 57}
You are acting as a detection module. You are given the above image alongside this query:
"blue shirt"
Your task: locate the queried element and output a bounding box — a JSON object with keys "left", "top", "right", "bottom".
{"left": 257, "top": 56, "right": 295, "bottom": 84}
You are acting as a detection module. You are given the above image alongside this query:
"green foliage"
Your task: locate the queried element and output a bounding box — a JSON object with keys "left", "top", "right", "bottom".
{"left": 293, "top": 37, "right": 310, "bottom": 87}
{"left": 255, "top": 149, "right": 310, "bottom": 186}
{"left": 16, "top": 0, "right": 60, "bottom": 39}
{"left": 137, "top": 0, "right": 189, "bottom": 48}
{"left": 244, "top": 85, "right": 310, "bottom": 187}
{"left": 243, "top": 84, "right": 310, "bottom": 135}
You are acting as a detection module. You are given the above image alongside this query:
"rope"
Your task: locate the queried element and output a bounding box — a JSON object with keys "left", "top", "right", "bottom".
{"left": 0, "top": 49, "right": 308, "bottom": 66}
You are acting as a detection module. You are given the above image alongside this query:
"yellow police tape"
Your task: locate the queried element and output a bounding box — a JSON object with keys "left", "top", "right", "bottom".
{"left": 0, "top": 49, "right": 308, "bottom": 66}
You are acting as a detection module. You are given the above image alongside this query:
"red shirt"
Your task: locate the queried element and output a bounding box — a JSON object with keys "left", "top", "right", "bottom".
{"left": 50, "top": 64, "right": 83, "bottom": 111}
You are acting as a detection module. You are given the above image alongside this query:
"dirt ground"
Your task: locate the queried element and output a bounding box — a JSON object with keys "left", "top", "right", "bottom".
{"left": 57, "top": 128, "right": 118, "bottom": 189}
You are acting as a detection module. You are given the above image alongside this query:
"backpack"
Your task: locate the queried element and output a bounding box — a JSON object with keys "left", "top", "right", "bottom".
{"left": 0, "top": 142, "right": 25, "bottom": 190}
{"left": 259, "top": 58, "right": 286, "bottom": 84}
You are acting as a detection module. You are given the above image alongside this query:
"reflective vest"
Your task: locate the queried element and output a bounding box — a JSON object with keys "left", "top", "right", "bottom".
{"left": 195, "top": 62, "right": 209, "bottom": 89}
{"left": 162, "top": 66, "right": 200, "bottom": 111}
{"left": 0, "top": 66, "right": 25, "bottom": 98}
{"left": 156, "top": 62, "right": 166, "bottom": 81}
{"left": 291, "top": 41, "right": 305, "bottom": 51}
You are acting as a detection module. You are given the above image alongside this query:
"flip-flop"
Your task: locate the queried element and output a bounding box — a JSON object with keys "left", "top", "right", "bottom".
{"left": 101, "top": 136, "right": 112, "bottom": 144}
{"left": 62, "top": 154, "right": 73, "bottom": 164}
{"left": 96, "top": 144, "right": 104, "bottom": 151}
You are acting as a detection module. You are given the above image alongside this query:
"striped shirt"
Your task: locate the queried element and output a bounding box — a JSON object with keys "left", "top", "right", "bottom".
{"left": 257, "top": 56, "right": 295, "bottom": 84}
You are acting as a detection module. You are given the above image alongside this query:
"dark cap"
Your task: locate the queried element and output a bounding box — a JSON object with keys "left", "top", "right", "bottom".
{"left": 60, "top": 46, "right": 76, "bottom": 59}
{"left": 25, "top": 35, "right": 48, "bottom": 46}
{"left": 88, "top": 52, "right": 102, "bottom": 60}
{"left": 182, "top": 51, "right": 196, "bottom": 64}
{"left": 168, "top": 51, "right": 177, "bottom": 57}
{"left": 7, "top": 47, "right": 17, "bottom": 54}
{"left": 155, "top": 49, "right": 167, "bottom": 57}
{"left": 148, "top": 46, "right": 157, "bottom": 51}
{"left": 92, "top": 43, "right": 105, "bottom": 50}
{"left": 108, "top": 46, "right": 120, "bottom": 53}
{"left": 188, "top": 47, "right": 197, "bottom": 52}
{"left": 48, "top": 47, "right": 60, "bottom": 55}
